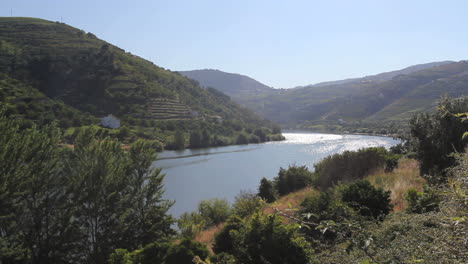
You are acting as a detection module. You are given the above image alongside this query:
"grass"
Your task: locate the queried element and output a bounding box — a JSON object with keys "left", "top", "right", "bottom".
{"left": 366, "top": 158, "right": 425, "bottom": 211}
{"left": 194, "top": 224, "right": 225, "bottom": 254}
{"left": 192, "top": 158, "right": 425, "bottom": 252}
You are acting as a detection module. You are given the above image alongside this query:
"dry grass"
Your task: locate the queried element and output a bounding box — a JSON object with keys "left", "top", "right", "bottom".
{"left": 194, "top": 224, "right": 225, "bottom": 254}
{"left": 263, "top": 187, "right": 319, "bottom": 223}
{"left": 193, "top": 161, "right": 423, "bottom": 251}
{"left": 366, "top": 158, "right": 425, "bottom": 211}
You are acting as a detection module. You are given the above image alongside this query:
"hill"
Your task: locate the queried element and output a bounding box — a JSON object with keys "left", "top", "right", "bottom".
{"left": 0, "top": 17, "right": 282, "bottom": 147}
{"left": 179, "top": 69, "right": 274, "bottom": 100}
{"left": 304, "top": 61, "right": 453, "bottom": 88}
{"left": 238, "top": 61, "right": 468, "bottom": 133}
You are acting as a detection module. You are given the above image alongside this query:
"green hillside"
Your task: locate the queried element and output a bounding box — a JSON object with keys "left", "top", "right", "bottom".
{"left": 237, "top": 61, "right": 468, "bottom": 133}
{"left": 0, "top": 17, "right": 282, "bottom": 147}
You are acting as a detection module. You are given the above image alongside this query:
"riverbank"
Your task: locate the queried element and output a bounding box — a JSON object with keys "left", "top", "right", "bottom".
{"left": 157, "top": 132, "right": 400, "bottom": 218}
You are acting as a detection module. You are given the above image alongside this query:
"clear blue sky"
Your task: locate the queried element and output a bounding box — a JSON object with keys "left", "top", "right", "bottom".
{"left": 1, "top": 0, "right": 467, "bottom": 88}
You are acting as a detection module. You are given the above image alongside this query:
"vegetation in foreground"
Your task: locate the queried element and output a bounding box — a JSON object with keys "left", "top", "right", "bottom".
{"left": 175, "top": 96, "right": 468, "bottom": 264}
{"left": 1, "top": 94, "right": 467, "bottom": 264}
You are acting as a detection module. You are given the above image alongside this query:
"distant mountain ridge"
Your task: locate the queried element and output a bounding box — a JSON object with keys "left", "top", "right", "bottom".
{"left": 304, "top": 61, "right": 454, "bottom": 88}
{"left": 179, "top": 69, "right": 274, "bottom": 99}
{"left": 180, "top": 61, "right": 468, "bottom": 133}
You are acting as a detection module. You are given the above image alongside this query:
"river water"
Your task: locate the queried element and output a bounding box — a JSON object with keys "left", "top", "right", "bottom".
{"left": 154, "top": 132, "right": 400, "bottom": 218}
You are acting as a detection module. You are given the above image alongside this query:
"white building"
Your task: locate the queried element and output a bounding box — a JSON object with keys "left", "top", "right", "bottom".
{"left": 100, "top": 114, "right": 120, "bottom": 129}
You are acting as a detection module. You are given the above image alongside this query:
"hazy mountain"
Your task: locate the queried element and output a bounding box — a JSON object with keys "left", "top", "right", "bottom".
{"left": 240, "top": 60, "right": 468, "bottom": 131}
{"left": 179, "top": 69, "right": 274, "bottom": 99}
{"left": 304, "top": 61, "right": 454, "bottom": 88}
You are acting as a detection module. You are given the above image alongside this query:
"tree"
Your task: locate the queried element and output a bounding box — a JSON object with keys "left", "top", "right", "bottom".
{"left": 201, "top": 129, "right": 211, "bottom": 147}
{"left": 340, "top": 180, "right": 392, "bottom": 219}
{"left": 120, "top": 139, "right": 175, "bottom": 248}
{"left": 173, "top": 129, "right": 185, "bottom": 150}
{"left": 409, "top": 96, "right": 468, "bottom": 181}
{"left": 165, "top": 238, "right": 209, "bottom": 264}
{"left": 198, "top": 199, "right": 232, "bottom": 226}
{"left": 189, "top": 130, "right": 202, "bottom": 148}
{"left": 274, "top": 165, "right": 313, "bottom": 196}
{"left": 214, "top": 214, "right": 314, "bottom": 264}
{"left": 232, "top": 191, "right": 263, "bottom": 218}
{"left": 257, "top": 178, "right": 277, "bottom": 203}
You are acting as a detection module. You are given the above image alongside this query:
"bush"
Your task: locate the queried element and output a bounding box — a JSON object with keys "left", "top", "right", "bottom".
{"left": 235, "top": 133, "right": 249, "bottom": 144}
{"left": 300, "top": 192, "right": 332, "bottom": 218}
{"left": 313, "top": 147, "right": 387, "bottom": 189}
{"left": 340, "top": 180, "right": 392, "bottom": 219}
{"left": 165, "top": 238, "right": 209, "bottom": 264}
{"left": 405, "top": 186, "right": 440, "bottom": 214}
{"left": 213, "top": 216, "right": 244, "bottom": 254}
{"left": 232, "top": 191, "right": 263, "bottom": 218}
{"left": 178, "top": 212, "right": 206, "bottom": 238}
{"left": 109, "top": 249, "right": 133, "bottom": 264}
{"left": 210, "top": 253, "right": 237, "bottom": 264}
{"left": 257, "top": 177, "right": 277, "bottom": 203}
{"left": 274, "top": 165, "right": 313, "bottom": 196}
{"left": 409, "top": 96, "right": 468, "bottom": 181}
{"left": 213, "top": 214, "right": 314, "bottom": 264}
{"left": 133, "top": 241, "right": 171, "bottom": 264}
{"left": 198, "top": 199, "right": 232, "bottom": 226}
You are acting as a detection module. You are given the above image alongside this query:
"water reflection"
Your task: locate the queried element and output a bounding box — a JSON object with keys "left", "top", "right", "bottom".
{"left": 156, "top": 132, "right": 399, "bottom": 218}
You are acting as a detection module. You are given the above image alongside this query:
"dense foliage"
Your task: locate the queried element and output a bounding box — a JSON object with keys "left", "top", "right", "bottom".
{"left": 340, "top": 180, "right": 392, "bottom": 219}
{"left": 274, "top": 165, "right": 314, "bottom": 196}
{"left": 313, "top": 147, "right": 390, "bottom": 189}
{"left": 409, "top": 96, "right": 468, "bottom": 180}
{"left": 213, "top": 214, "right": 314, "bottom": 264}
{"left": 0, "top": 115, "right": 174, "bottom": 263}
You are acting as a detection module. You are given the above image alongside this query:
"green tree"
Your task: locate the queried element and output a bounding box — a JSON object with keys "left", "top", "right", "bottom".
{"left": 340, "top": 180, "right": 392, "bottom": 219}
{"left": 165, "top": 238, "right": 209, "bottom": 264}
{"left": 274, "top": 165, "right": 313, "bottom": 196}
{"left": 189, "top": 130, "right": 202, "bottom": 148}
{"left": 232, "top": 191, "right": 263, "bottom": 218}
{"left": 214, "top": 214, "right": 314, "bottom": 264}
{"left": 201, "top": 129, "right": 211, "bottom": 147}
{"left": 178, "top": 212, "right": 206, "bottom": 239}
{"left": 409, "top": 96, "right": 468, "bottom": 181}
{"left": 198, "top": 199, "right": 232, "bottom": 226}
{"left": 173, "top": 129, "right": 185, "bottom": 150}
{"left": 257, "top": 178, "right": 277, "bottom": 203}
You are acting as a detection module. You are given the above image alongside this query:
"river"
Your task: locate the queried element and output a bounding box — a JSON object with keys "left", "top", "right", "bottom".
{"left": 154, "top": 132, "right": 400, "bottom": 218}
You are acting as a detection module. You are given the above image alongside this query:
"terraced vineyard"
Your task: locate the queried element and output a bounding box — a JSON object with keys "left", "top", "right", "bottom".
{"left": 147, "top": 98, "right": 194, "bottom": 120}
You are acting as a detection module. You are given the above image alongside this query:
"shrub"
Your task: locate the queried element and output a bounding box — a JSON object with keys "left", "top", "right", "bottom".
{"left": 405, "top": 186, "right": 440, "bottom": 214}
{"left": 235, "top": 133, "right": 249, "bottom": 144}
{"left": 213, "top": 216, "right": 244, "bottom": 254}
{"left": 313, "top": 147, "right": 387, "bottom": 189}
{"left": 232, "top": 191, "right": 263, "bottom": 218}
{"left": 210, "top": 253, "right": 237, "bottom": 264}
{"left": 409, "top": 96, "right": 468, "bottom": 181}
{"left": 108, "top": 249, "right": 133, "bottom": 264}
{"left": 257, "top": 177, "right": 277, "bottom": 203}
{"left": 178, "top": 212, "right": 206, "bottom": 238}
{"left": 224, "top": 214, "right": 314, "bottom": 264}
{"left": 300, "top": 191, "right": 332, "bottom": 217}
{"left": 165, "top": 238, "right": 209, "bottom": 264}
{"left": 198, "top": 199, "right": 232, "bottom": 226}
{"left": 340, "top": 180, "right": 392, "bottom": 219}
{"left": 274, "top": 165, "right": 313, "bottom": 196}
{"left": 132, "top": 241, "right": 171, "bottom": 264}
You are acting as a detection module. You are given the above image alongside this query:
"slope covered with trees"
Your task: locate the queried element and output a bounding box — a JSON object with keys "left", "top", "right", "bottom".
{"left": 0, "top": 17, "right": 282, "bottom": 148}
{"left": 182, "top": 61, "right": 468, "bottom": 134}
